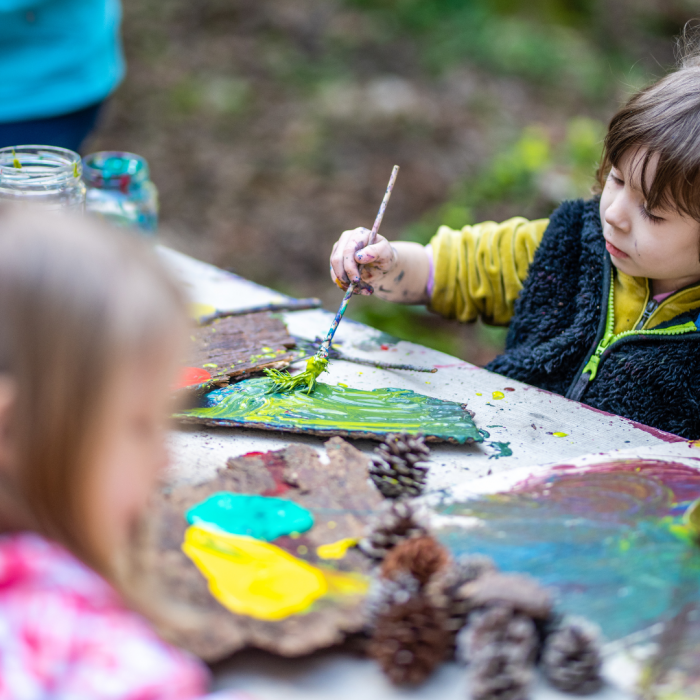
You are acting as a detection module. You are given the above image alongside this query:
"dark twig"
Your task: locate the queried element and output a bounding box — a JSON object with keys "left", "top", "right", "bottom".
{"left": 291, "top": 348, "right": 438, "bottom": 373}
{"left": 198, "top": 297, "right": 322, "bottom": 325}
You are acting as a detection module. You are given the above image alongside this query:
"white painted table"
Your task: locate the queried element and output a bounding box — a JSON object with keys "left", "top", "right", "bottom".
{"left": 159, "top": 247, "right": 685, "bottom": 700}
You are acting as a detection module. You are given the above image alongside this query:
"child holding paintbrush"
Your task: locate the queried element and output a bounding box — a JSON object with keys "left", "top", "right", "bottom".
{"left": 0, "top": 207, "right": 247, "bottom": 699}
{"left": 331, "top": 38, "right": 700, "bottom": 440}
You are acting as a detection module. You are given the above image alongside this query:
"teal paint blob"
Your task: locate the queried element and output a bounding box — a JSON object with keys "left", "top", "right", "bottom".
{"left": 488, "top": 441, "right": 512, "bottom": 459}
{"left": 178, "top": 376, "right": 482, "bottom": 444}
{"left": 185, "top": 493, "right": 314, "bottom": 541}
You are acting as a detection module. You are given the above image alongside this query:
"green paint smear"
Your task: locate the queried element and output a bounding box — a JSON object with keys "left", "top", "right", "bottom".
{"left": 186, "top": 493, "right": 314, "bottom": 541}
{"left": 265, "top": 355, "right": 329, "bottom": 394}
{"left": 179, "top": 377, "right": 482, "bottom": 444}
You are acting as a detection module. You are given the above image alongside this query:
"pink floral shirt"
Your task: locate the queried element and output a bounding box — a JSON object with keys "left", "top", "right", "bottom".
{"left": 0, "top": 532, "right": 248, "bottom": 700}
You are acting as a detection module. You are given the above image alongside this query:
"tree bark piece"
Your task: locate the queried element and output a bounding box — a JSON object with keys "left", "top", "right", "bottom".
{"left": 187, "top": 311, "right": 297, "bottom": 392}
{"left": 132, "top": 438, "right": 383, "bottom": 662}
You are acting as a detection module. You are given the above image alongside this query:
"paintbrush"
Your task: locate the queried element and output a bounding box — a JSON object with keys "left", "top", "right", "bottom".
{"left": 266, "top": 165, "right": 400, "bottom": 393}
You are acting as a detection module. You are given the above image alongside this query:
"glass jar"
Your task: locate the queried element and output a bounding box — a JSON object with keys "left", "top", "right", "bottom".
{"left": 0, "top": 145, "right": 86, "bottom": 211}
{"left": 82, "top": 151, "right": 158, "bottom": 235}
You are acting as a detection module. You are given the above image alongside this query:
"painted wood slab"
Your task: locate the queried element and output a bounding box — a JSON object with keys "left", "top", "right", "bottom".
{"left": 136, "top": 438, "right": 381, "bottom": 662}
{"left": 185, "top": 312, "right": 298, "bottom": 392}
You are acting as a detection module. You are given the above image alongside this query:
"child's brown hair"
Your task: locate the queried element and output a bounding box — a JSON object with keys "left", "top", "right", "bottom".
{"left": 597, "top": 28, "right": 700, "bottom": 222}
{"left": 0, "top": 206, "right": 186, "bottom": 580}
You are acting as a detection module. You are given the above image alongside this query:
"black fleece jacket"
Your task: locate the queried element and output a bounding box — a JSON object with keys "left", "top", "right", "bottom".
{"left": 486, "top": 197, "right": 700, "bottom": 439}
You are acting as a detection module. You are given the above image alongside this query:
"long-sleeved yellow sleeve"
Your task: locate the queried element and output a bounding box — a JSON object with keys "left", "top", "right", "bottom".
{"left": 429, "top": 217, "right": 549, "bottom": 325}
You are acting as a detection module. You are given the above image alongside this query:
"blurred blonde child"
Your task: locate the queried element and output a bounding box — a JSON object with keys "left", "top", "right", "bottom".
{"left": 0, "top": 207, "right": 246, "bottom": 699}
{"left": 331, "top": 39, "right": 700, "bottom": 439}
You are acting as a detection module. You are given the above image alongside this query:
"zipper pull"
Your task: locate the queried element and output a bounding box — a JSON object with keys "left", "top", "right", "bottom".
{"left": 581, "top": 354, "right": 601, "bottom": 381}
{"left": 568, "top": 353, "right": 601, "bottom": 402}
{"left": 635, "top": 299, "right": 658, "bottom": 330}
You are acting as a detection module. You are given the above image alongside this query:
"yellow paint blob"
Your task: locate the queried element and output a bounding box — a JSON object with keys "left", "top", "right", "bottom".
{"left": 297, "top": 545, "right": 308, "bottom": 555}
{"left": 553, "top": 432, "right": 568, "bottom": 437}
{"left": 492, "top": 391, "right": 505, "bottom": 400}
{"left": 317, "top": 537, "right": 359, "bottom": 560}
{"left": 182, "top": 526, "right": 367, "bottom": 620}
{"left": 476, "top": 392, "right": 482, "bottom": 396}
{"left": 337, "top": 383, "right": 348, "bottom": 388}
{"left": 188, "top": 302, "right": 217, "bottom": 320}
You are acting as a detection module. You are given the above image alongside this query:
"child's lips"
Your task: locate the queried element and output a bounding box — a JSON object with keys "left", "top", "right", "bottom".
{"left": 605, "top": 240, "right": 629, "bottom": 259}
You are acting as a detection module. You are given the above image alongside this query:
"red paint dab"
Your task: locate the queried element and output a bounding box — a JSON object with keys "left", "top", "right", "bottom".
{"left": 173, "top": 366, "right": 211, "bottom": 390}
{"left": 504, "top": 387, "right": 516, "bottom": 392}
{"left": 380, "top": 344, "right": 390, "bottom": 351}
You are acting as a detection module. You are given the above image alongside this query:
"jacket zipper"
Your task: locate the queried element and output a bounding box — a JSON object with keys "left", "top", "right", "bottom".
{"left": 635, "top": 299, "right": 658, "bottom": 330}
{"left": 568, "top": 276, "right": 697, "bottom": 401}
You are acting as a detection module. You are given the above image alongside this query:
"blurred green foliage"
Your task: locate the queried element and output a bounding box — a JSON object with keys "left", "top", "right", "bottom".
{"left": 342, "top": 0, "right": 655, "bottom": 99}
{"left": 403, "top": 115, "right": 605, "bottom": 241}
{"left": 169, "top": 75, "right": 252, "bottom": 118}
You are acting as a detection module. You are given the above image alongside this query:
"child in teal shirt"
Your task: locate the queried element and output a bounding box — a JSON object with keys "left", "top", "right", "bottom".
{"left": 0, "top": 0, "right": 124, "bottom": 151}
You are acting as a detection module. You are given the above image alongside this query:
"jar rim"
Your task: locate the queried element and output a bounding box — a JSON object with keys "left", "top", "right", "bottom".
{"left": 0, "top": 145, "right": 82, "bottom": 189}
{"left": 82, "top": 151, "right": 149, "bottom": 190}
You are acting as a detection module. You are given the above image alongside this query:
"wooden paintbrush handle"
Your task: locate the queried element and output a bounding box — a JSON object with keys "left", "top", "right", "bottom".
{"left": 320, "top": 165, "right": 400, "bottom": 355}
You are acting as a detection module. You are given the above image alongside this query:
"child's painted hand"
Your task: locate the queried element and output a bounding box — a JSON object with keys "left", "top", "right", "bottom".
{"left": 330, "top": 227, "right": 397, "bottom": 295}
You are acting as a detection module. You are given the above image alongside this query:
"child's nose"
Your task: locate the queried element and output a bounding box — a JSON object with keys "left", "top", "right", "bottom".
{"left": 604, "top": 194, "right": 631, "bottom": 233}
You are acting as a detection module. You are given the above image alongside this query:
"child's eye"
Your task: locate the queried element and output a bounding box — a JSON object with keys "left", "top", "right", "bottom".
{"left": 639, "top": 204, "right": 664, "bottom": 224}
{"left": 609, "top": 172, "right": 623, "bottom": 186}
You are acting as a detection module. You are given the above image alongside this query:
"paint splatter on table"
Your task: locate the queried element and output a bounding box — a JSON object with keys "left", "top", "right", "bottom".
{"left": 433, "top": 457, "right": 700, "bottom": 699}
{"left": 176, "top": 376, "right": 482, "bottom": 444}
{"left": 133, "top": 438, "right": 383, "bottom": 661}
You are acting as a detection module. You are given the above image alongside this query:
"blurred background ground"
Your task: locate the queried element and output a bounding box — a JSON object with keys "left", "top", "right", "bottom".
{"left": 89, "top": 0, "right": 698, "bottom": 365}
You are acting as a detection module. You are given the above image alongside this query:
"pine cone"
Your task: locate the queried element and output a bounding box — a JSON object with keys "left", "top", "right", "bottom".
{"left": 369, "top": 593, "right": 450, "bottom": 686}
{"left": 364, "top": 571, "right": 421, "bottom": 631}
{"left": 427, "top": 554, "right": 498, "bottom": 646}
{"left": 458, "top": 605, "right": 538, "bottom": 700}
{"left": 369, "top": 434, "right": 431, "bottom": 499}
{"left": 540, "top": 618, "right": 602, "bottom": 694}
{"left": 381, "top": 535, "right": 451, "bottom": 586}
{"left": 456, "top": 572, "right": 553, "bottom": 621}
{"left": 359, "top": 499, "right": 430, "bottom": 560}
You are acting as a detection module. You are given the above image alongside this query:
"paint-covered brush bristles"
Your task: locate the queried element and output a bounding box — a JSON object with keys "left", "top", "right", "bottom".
{"left": 264, "top": 355, "right": 329, "bottom": 394}
{"left": 266, "top": 165, "right": 399, "bottom": 395}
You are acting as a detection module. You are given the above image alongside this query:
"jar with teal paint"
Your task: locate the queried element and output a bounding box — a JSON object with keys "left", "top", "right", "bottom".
{"left": 83, "top": 151, "right": 158, "bottom": 235}
{"left": 0, "top": 145, "right": 86, "bottom": 211}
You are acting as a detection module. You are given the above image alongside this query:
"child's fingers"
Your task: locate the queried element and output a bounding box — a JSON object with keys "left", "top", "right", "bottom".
{"left": 355, "top": 238, "right": 394, "bottom": 271}
{"left": 332, "top": 227, "right": 371, "bottom": 285}
{"left": 331, "top": 229, "right": 364, "bottom": 284}
{"left": 330, "top": 241, "right": 349, "bottom": 289}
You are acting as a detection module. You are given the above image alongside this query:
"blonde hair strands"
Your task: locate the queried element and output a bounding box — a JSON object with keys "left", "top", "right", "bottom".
{"left": 0, "top": 206, "right": 186, "bottom": 579}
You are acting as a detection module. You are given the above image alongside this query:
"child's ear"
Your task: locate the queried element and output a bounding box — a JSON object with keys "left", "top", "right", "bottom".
{"left": 0, "top": 376, "right": 16, "bottom": 471}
